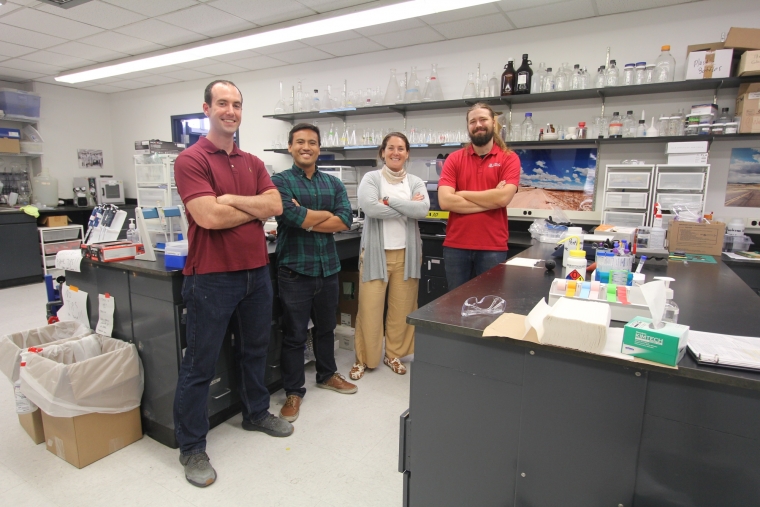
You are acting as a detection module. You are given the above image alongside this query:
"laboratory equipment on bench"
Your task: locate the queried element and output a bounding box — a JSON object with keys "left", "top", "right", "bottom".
{"left": 95, "top": 175, "right": 125, "bottom": 205}
{"left": 71, "top": 177, "right": 90, "bottom": 207}
{"left": 84, "top": 204, "right": 127, "bottom": 244}
{"left": 133, "top": 205, "right": 189, "bottom": 262}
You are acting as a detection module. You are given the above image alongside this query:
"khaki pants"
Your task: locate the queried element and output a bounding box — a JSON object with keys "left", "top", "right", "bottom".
{"left": 355, "top": 249, "right": 418, "bottom": 368}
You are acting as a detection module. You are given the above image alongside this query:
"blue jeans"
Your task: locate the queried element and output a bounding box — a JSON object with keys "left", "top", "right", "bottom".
{"left": 278, "top": 267, "right": 339, "bottom": 398}
{"left": 443, "top": 247, "right": 508, "bottom": 292}
{"left": 173, "top": 267, "right": 272, "bottom": 456}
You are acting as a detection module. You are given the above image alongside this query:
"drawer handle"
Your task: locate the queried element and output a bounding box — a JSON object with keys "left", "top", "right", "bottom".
{"left": 212, "top": 389, "right": 231, "bottom": 400}
{"left": 427, "top": 278, "right": 431, "bottom": 293}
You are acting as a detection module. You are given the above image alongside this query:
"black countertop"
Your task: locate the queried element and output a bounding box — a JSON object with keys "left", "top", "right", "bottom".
{"left": 408, "top": 240, "right": 760, "bottom": 392}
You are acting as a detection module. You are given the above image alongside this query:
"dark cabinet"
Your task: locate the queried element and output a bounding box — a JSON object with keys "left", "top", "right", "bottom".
{"left": 0, "top": 213, "right": 43, "bottom": 288}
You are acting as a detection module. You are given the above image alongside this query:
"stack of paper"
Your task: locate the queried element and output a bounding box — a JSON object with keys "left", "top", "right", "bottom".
{"left": 541, "top": 297, "right": 611, "bottom": 354}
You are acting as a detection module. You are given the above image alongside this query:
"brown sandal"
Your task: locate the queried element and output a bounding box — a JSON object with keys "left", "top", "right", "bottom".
{"left": 349, "top": 362, "right": 367, "bottom": 380}
{"left": 383, "top": 357, "right": 407, "bottom": 375}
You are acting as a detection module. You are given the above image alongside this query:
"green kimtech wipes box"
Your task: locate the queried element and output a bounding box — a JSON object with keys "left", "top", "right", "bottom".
{"left": 621, "top": 317, "right": 689, "bottom": 366}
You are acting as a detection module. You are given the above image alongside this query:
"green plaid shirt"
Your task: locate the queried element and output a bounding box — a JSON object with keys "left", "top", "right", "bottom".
{"left": 271, "top": 164, "right": 353, "bottom": 277}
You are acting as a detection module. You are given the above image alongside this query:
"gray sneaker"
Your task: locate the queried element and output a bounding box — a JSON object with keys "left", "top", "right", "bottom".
{"left": 242, "top": 412, "right": 294, "bottom": 437}
{"left": 179, "top": 452, "right": 216, "bottom": 488}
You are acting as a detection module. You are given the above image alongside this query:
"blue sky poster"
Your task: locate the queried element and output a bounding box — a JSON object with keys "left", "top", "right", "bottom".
{"left": 725, "top": 148, "right": 760, "bottom": 207}
{"left": 510, "top": 148, "right": 597, "bottom": 211}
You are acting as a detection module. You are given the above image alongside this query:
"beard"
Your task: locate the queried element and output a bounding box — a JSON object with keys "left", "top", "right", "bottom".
{"left": 469, "top": 126, "right": 493, "bottom": 147}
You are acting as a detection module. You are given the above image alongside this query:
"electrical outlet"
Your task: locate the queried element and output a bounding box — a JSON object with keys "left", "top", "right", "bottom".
{"left": 746, "top": 217, "right": 760, "bottom": 230}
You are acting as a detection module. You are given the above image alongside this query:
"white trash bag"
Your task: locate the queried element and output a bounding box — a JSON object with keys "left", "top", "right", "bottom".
{"left": 19, "top": 334, "right": 144, "bottom": 418}
{"left": 0, "top": 321, "right": 91, "bottom": 384}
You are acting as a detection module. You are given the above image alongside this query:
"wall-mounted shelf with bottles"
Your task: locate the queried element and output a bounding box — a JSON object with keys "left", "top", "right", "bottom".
{"left": 0, "top": 152, "right": 42, "bottom": 158}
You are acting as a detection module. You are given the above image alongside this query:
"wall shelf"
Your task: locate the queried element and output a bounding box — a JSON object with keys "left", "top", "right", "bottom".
{"left": 0, "top": 152, "right": 42, "bottom": 158}
{"left": 0, "top": 113, "right": 40, "bottom": 123}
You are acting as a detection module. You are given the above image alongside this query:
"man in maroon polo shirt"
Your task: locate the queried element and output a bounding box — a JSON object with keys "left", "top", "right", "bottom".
{"left": 438, "top": 103, "right": 521, "bottom": 291}
{"left": 172, "top": 80, "right": 292, "bottom": 488}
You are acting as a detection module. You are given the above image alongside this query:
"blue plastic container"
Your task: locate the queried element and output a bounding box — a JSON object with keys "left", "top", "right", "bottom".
{"left": 164, "top": 254, "right": 187, "bottom": 270}
{"left": 0, "top": 89, "right": 41, "bottom": 118}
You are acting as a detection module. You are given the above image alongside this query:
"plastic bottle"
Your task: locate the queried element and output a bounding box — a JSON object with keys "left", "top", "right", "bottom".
{"left": 15, "top": 362, "right": 37, "bottom": 414}
{"left": 609, "top": 112, "right": 623, "bottom": 138}
{"left": 654, "top": 45, "right": 676, "bottom": 82}
{"left": 570, "top": 64, "right": 582, "bottom": 90}
{"left": 555, "top": 65, "right": 568, "bottom": 92}
{"left": 560, "top": 227, "right": 583, "bottom": 267}
{"left": 515, "top": 54, "right": 533, "bottom": 94}
{"left": 636, "top": 119, "right": 647, "bottom": 137}
{"left": 650, "top": 204, "right": 666, "bottom": 249}
{"left": 563, "top": 249, "right": 588, "bottom": 281}
{"left": 654, "top": 277, "right": 679, "bottom": 323}
{"left": 488, "top": 72, "right": 499, "bottom": 97}
{"left": 542, "top": 68, "right": 555, "bottom": 92}
{"left": 623, "top": 110, "right": 636, "bottom": 138}
{"left": 634, "top": 62, "right": 647, "bottom": 85}
{"left": 645, "top": 116, "right": 659, "bottom": 137}
{"left": 605, "top": 60, "right": 619, "bottom": 87}
{"left": 595, "top": 66, "right": 606, "bottom": 88}
{"left": 32, "top": 167, "right": 59, "bottom": 207}
{"left": 127, "top": 218, "right": 141, "bottom": 244}
{"left": 501, "top": 58, "right": 516, "bottom": 96}
{"left": 622, "top": 63, "right": 635, "bottom": 86}
{"left": 521, "top": 113, "right": 535, "bottom": 141}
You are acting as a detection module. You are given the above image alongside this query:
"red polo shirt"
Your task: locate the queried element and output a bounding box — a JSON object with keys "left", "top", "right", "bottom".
{"left": 438, "top": 144, "right": 521, "bottom": 251}
{"left": 174, "top": 137, "right": 276, "bottom": 275}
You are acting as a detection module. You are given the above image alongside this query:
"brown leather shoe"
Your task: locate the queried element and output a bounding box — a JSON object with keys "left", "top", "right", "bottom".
{"left": 279, "top": 395, "right": 302, "bottom": 422}
{"left": 316, "top": 373, "right": 358, "bottom": 394}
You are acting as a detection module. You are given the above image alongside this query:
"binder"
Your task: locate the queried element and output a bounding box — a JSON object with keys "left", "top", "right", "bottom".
{"left": 687, "top": 330, "right": 760, "bottom": 371}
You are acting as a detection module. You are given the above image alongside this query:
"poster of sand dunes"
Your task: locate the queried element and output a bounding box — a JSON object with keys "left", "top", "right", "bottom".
{"left": 725, "top": 148, "right": 760, "bottom": 208}
{"left": 510, "top": 148, "right": 597, "bottom": 211}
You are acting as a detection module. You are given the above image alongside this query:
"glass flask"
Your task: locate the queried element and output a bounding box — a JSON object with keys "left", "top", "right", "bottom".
{"left": 634, "top": 62, "right": 647, "bottom": 85}
{"left": 570, "top": 64, "right": 582, "bottom": 90}
{"left": 595, "top": 66, "right": 606, "bottom": 88}
{"left": 274, "top": 81, "right": 286, "bottom": 114}
{"left": 622, "top": 64, "right": 635, "bottom": 86}
{"left": 521, "top": 113, "right": 536, "bottom": 141}
{"left": 311, "top": 89, "right": 320, "bottom": 111}
{"left": 480, "top": 73, "right": 490, "bottom": 98}
{"left": 423, "top": 64, "right": 444, "bottom": 101}
{"left": 295, "top": 80, "right": 304, "bottom": 112}
{"left": 654, "top": 45, "right": 676, "bottom": 82}
{"left": 404, "top": 66, "right": 423, "bottom": 103}
{"left": 542, "top": 68, "right": 555, "bottom": 92}
{"left": 605, "top": 60, "right": 619, "bottom": 87}
{"left": 397, "top": 76, "right": 406, "bottom": 104}
{"left": 515, "top": 54, "right": 532, "bottom": 94}
{"left": 488, "top": 72, "right": 499, "bottom": 97}
{"left": 365, "top": 87, "right": 374, "bottom": 107}
{"left": 348, "top": 125, "right": 357, "bottom": 146}
{"left": 462, "top": 72, "right": 477, "bottom": 99}
{"left": 383, "top": 69, "right": 402, "bottom": 105}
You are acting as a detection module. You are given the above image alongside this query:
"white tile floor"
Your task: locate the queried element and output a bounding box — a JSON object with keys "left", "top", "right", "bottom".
{"left": 0, "top": 282, "right": 409, "bottom": 507}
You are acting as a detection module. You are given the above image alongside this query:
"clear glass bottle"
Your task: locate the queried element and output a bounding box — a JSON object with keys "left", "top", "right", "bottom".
{"left": 595, "top": 66, "right": 606, "bottom": 88}
{"left": 555, "top": 63, "right": 569, "bottom": 91}
{"left": 489, "top": 72, "right": 499, "bottom": 97}
{"left": 510, "top": 118, "right": 522, "bottom": 142}
{"left": 311, "top": 89, "right": 320, "bottom": 111}
{"left": 579, "top": 67, "right": 590, "bottom": 90}
{"left": 634, "top": 62, "right": 647, "bottom": 85}
{"left": 669, "top": 109, "right": 685, "bottom": 136}
{"left": 500, "top": 59, "right": 516, "bottom": 96}
{"left": 622, "top": 63, "right": 635, "bottom": 86}
{"left": 515, "top": 54, "right": 533, "bottom": 94}
{"left": 463, "top": 72, "right": 477, "bottom": 99}
{"left": 717, "top": 107, "right": 731, "bottom": 124}
{"left": 609, "top": 111, "right": 623, "bottom": 138}
{"left": 531, "top": 62, "right": 546, "bottom": 93}
{"left": 654, "top": 45, "right": 676, "bottom": 82}
{"left": 570, "top": 64, "right": 582, "bottom": 90}
{"left": 384, "top": 68, "right": 401, "bottom": 105}
{"left": 663, "top": 287, "right": 679, "bottom": 323}
{"left": 522, "top": 112, "right": 536, "bottom": 141}
{"left": 295, "top": 80, "right": 304, "bottom": 112}
{"left": 405, "top": 66, "right": 423, "bottom": 103}
{"left": 542, "top": 67, "right": 555, "bottom": 92}
{"left": 622, "top": 110, "right": 636, "bottom": 138}
{"left": 645, "top": 65, "right": 655, "bottom": 83}
{"left": 636, "top": 119, "right": 647, "bottom": 137}
{"left": 423, "top": 64, "right": 444, "bottom": 102}
{"left": 274, "top": 81, "right": 286, "bottom": 114}
{"left": 605, "top": 60, "right": 619, "bottom": 87}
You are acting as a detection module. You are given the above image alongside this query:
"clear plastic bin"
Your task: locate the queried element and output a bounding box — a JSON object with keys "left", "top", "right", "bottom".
{"left": 656, "top": 193, "right": 703, "bottom": 211}
{"left": 0, "top": 89, "right": 41, "bottom": 118}
{"left": 19, "top": 141, "right": 43, "bottom": 154}
{"left": 603, "top": 211, "right": 646, "bottom": 227}
{"left": 605, "top": 192, "right": 648, "bottom": 209}
{"left": 40, "top": 227, "right": 80, "bottom": 242}
{"left": 137, "top": 186, "right": 170, "bottom": 207}
{"left": 657, "top": 172, "right": 705, "bottom": 190}
{"left": 134, "top": 164, "right": 165, "bottom": 183}
{"left": 42, "top": 239, "right": 81, "bottom": 255}
{"left": 723, "top": 234, "right": 753, "bottom": 252}
{"left": 607, "top": 172, "right": 650, "bottom": 189}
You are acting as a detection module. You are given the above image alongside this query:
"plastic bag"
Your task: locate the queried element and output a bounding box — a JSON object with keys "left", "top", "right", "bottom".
{"left": 462, "top": 295, "right": 506, "bottom": 317}
{"left": 0, "top": 321, "right": 91, "bottom": 384}
{"left": 19, "top": 334, "right": 144, "bottom": 418}
{"left": 671, "top": 203, "right": 707, "bottom": 223}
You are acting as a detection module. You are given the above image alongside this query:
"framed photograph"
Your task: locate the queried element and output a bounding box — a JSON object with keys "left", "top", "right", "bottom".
{"left": 725, "top": 148, "right": 760, "bottom": 207}
{"left": 77, "top": 149, "right": 104, "bottom": 169}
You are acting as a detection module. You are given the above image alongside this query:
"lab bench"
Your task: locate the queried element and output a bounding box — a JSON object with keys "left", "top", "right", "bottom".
{"left": 401, "top": 240, "right": 760, "bottom": 507}
{"left": 64, "top": 231, "right": 361, "bottom": 448}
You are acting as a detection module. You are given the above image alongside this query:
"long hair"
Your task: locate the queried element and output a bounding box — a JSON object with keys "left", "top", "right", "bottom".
{"left": 465, "top": 102, "right": 509, "bottom": 152}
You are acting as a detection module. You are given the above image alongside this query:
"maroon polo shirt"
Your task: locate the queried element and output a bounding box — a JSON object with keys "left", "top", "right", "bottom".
{"left": 174, "top": 136, "right": 276, "bottom": 275}
{"left": 438, "top": 144, "right": 521, "bottom": 251}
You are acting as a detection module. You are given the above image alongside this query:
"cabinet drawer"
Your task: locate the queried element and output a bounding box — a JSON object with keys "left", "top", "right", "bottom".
{"left": 422, "top": 256, "right": 446, "bottom": 278}
{"left": 207, "top": 369, "right": 238, "bottom": 417}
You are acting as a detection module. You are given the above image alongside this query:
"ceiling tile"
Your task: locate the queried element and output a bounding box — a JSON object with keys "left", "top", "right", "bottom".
{"left": 213, "top": 49, "right": 261, "bottom": 62}
{"left": 211, "top": 0, "right": 316, "bottom": 26}
{"left": 115, "top": 19, "right": 208, "bottom": 46}
{"left": 0, "top": 23, "right": 68, "bottom": 49}
{"left": 143, "top": 64, "right": 187, "bottom": 74}
{"left": 108, "top": 79, "right": 152, "bottom": 90}
{"left": 356, "top": 18, "right": 426, "bottom": 37}
{"left": 496, "top": 0, "right": 566, "bottom": 10}
{"left": 507, "top": 0, "right": 595, "bottom": 28}
{"left": 177, "top": 58, "right": 223, "bottom": 70}
{"left": 315, "top": 37, "right": 385, "bottom": 57}
{"left": 227, "top": 54, "right": 287, "bottom": 71}
{"left": 158, "top": 4, "right": 256, "bottom": 38}
{"left": 47, "top": 41, "right": 130, "bottom": 63}
{"left": 431, "top": 13, "right": 512, "bottom": 39}
{"left": 0, "top": 41, "right": 37, "bottom": 58}
{"left": 134, "top": 74, "right": 182, "bottom": 86}
{"left": 300, "top": 30, "right": 362, "bottom": 46}
{"left": 295, "top": 0, "right": 374, "bottom": 13}
{"left": 0, "top": 66, "right": 44, "bottom": 81}
{"left": 7, "top": 0, "right": 42, "bottom": 5}
{"left": 34, "top": 2, "right": 147, "bottom": 30}
{"left": 84, "top": 83, "right": 129, "bottom": 93}
{"left": 0, "top": 8, "right": 103, "bottom": 40}
{"left": 267, "top": 46, "right": 333, "bottom": 64}
{"left": 78, "top": 31, "right": 165, "bottom": 55}
{"left": 0, "top": 3, "right": 23, "bottom": 15}
{"left": 158, "top": 69, "right": 215, "bottom": 81}
{"left": 196, "top": 61, "right": 249, "bottom": 76}
{"left": 0, "top": 58, "right": 64, "bottom": 74}
{"left": 255, "top": 41, "right": 309, "bottom": 55}
{"left": 113, "top": 70, "right": 155, "bottom": 80}
{"left": 20, "top": 50, "right": 97, "bottom": 68}
{"left": 367, "top": 26, "right": 445, "bottom": 49}
{"left": 420, "top": 3, "right": 501, "bottom": 24}
{"left": 595, "top": 0, "right": 695, "bottom": 15}
{"left": 101, "top": 0, "right": 198, "bottom": 17}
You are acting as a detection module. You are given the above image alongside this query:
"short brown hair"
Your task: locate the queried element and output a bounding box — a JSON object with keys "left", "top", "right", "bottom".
{"left": 466, "top": 102, "right": 509, "bottom": 152}
{"left": 204, "top": 80, "right": 243, "bottom": 106}
{"left": 378, "top": 132, "right": 410, "bottom": 161}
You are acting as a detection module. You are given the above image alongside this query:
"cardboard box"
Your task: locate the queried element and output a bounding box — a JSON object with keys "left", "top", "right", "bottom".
{"left": 736, "top": 83, "right": 760, "bottom": 134}
{"left": 335, "top": 325, "right": 355, "bottom": 351}
{"left": 685, "top": 49, "right": 734, "bottom": 79}
{"left": 667, "top": 221, "right": 726, "bottom": 256}
{"left": 738, "top": 50, "right": 760, "bottom": 76}
{"left": 39, "top": 216, "right": 70, "bottom": 227}
{"left": 667, "top": 153, "right": 709, "bottom": 165}
{"left": 0, "top": 137, "right": 20, "bottom": 154}
{"left": 41, "top": 408, "right": 142, "bottom": 469}
{"left": 337, "top": 270, "right": 359, "bottom": 328}
{"left": 686, "top": 41, "right": 724, "bottom": 55}
{"left": 19, "top": 410, "right": 45, "bottom": 444}
{"left": 724, "top": 27, "right": 760, "bottom": 51}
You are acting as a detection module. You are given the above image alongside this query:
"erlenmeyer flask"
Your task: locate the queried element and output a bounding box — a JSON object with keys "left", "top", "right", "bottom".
{"left": 462, "top": 72, "right": 477, "bottom": 99}
{"left": 397, "top": 77, "right": 406, "bottom": 104}
{"left": 295, "top": 80, "right": 304, "bottom": 112}
{"left": 489, "top": 72, "right": 498, "bottom": 97}
{"left": 423, "top": 64, "right": 444, "bottom": 101}
{"left": 404, "top": 66, "right": 423, "bottom": 103}
{"left": 326, "top": 122, "right": 336, "bottom": 147}
{"left": 383, "top": 69, "right": 401, "bottom": 105}
{"left": 274, "top": 81, "right": 286, "bottom": 114}
{"left": 348, "top": 124, "right": 357, "bottom": 145}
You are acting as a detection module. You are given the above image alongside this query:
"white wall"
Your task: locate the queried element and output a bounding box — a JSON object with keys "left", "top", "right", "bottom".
{"left": 101, "top": 0, "right": 760, "bottom": 223}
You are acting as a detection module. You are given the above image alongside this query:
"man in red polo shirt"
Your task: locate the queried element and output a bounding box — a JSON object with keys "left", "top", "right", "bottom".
{"left": 173, "top": 80, "right": 292, "bottom": 488}
{"left": 438, "top": 103, "right": 520, "bottom": 291}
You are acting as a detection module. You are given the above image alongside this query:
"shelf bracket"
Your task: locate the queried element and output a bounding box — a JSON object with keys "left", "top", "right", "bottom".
{"left": 597, "top": 90, "right": 606, "bottom": 117}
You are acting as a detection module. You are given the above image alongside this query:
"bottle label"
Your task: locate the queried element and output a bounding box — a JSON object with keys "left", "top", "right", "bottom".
{"left": 565, "top": 269, "right": 584, "bottom": 281}
{"left": 15, "top": 384, "right": 37, "bottom": 414}
{"left": 517, "top": 74, "right": 527, "bottom": 85}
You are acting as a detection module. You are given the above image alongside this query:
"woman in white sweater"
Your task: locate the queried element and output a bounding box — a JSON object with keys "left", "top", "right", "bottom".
{"left": 350, "top": 132, "right": 430, "bottom": 380}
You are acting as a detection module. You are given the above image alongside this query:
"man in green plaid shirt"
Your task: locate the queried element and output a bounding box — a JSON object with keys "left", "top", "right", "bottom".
{"left": 271, "top": 123, "right": 357, "bottom": 424}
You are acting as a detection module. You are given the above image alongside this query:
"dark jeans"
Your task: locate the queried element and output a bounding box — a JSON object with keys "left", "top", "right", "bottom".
{"left": 278, "top": 267, "right": 339, "bottom": 398}
{"left": 443, "top": 247, "right": 508, "bottom": 292}
{"left": 173, "top": 267, "right": 272, "bottom": 456}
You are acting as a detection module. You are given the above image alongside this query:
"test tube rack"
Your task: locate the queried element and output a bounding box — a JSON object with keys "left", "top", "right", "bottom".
{"left": 548, "top": 278, "right": 652, "bottom": 322}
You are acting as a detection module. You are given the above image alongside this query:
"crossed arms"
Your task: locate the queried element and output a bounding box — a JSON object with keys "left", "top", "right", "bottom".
{"left": 438, "top": 181, "right": 517, "bottom": 215}
{"left": 185, "top": 190, "right": 283, "bottom": 230}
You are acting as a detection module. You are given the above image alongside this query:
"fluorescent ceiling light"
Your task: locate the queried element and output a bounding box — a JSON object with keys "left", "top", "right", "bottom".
{"left": 56, "top": 0, "right": 498, "bottom": 83}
